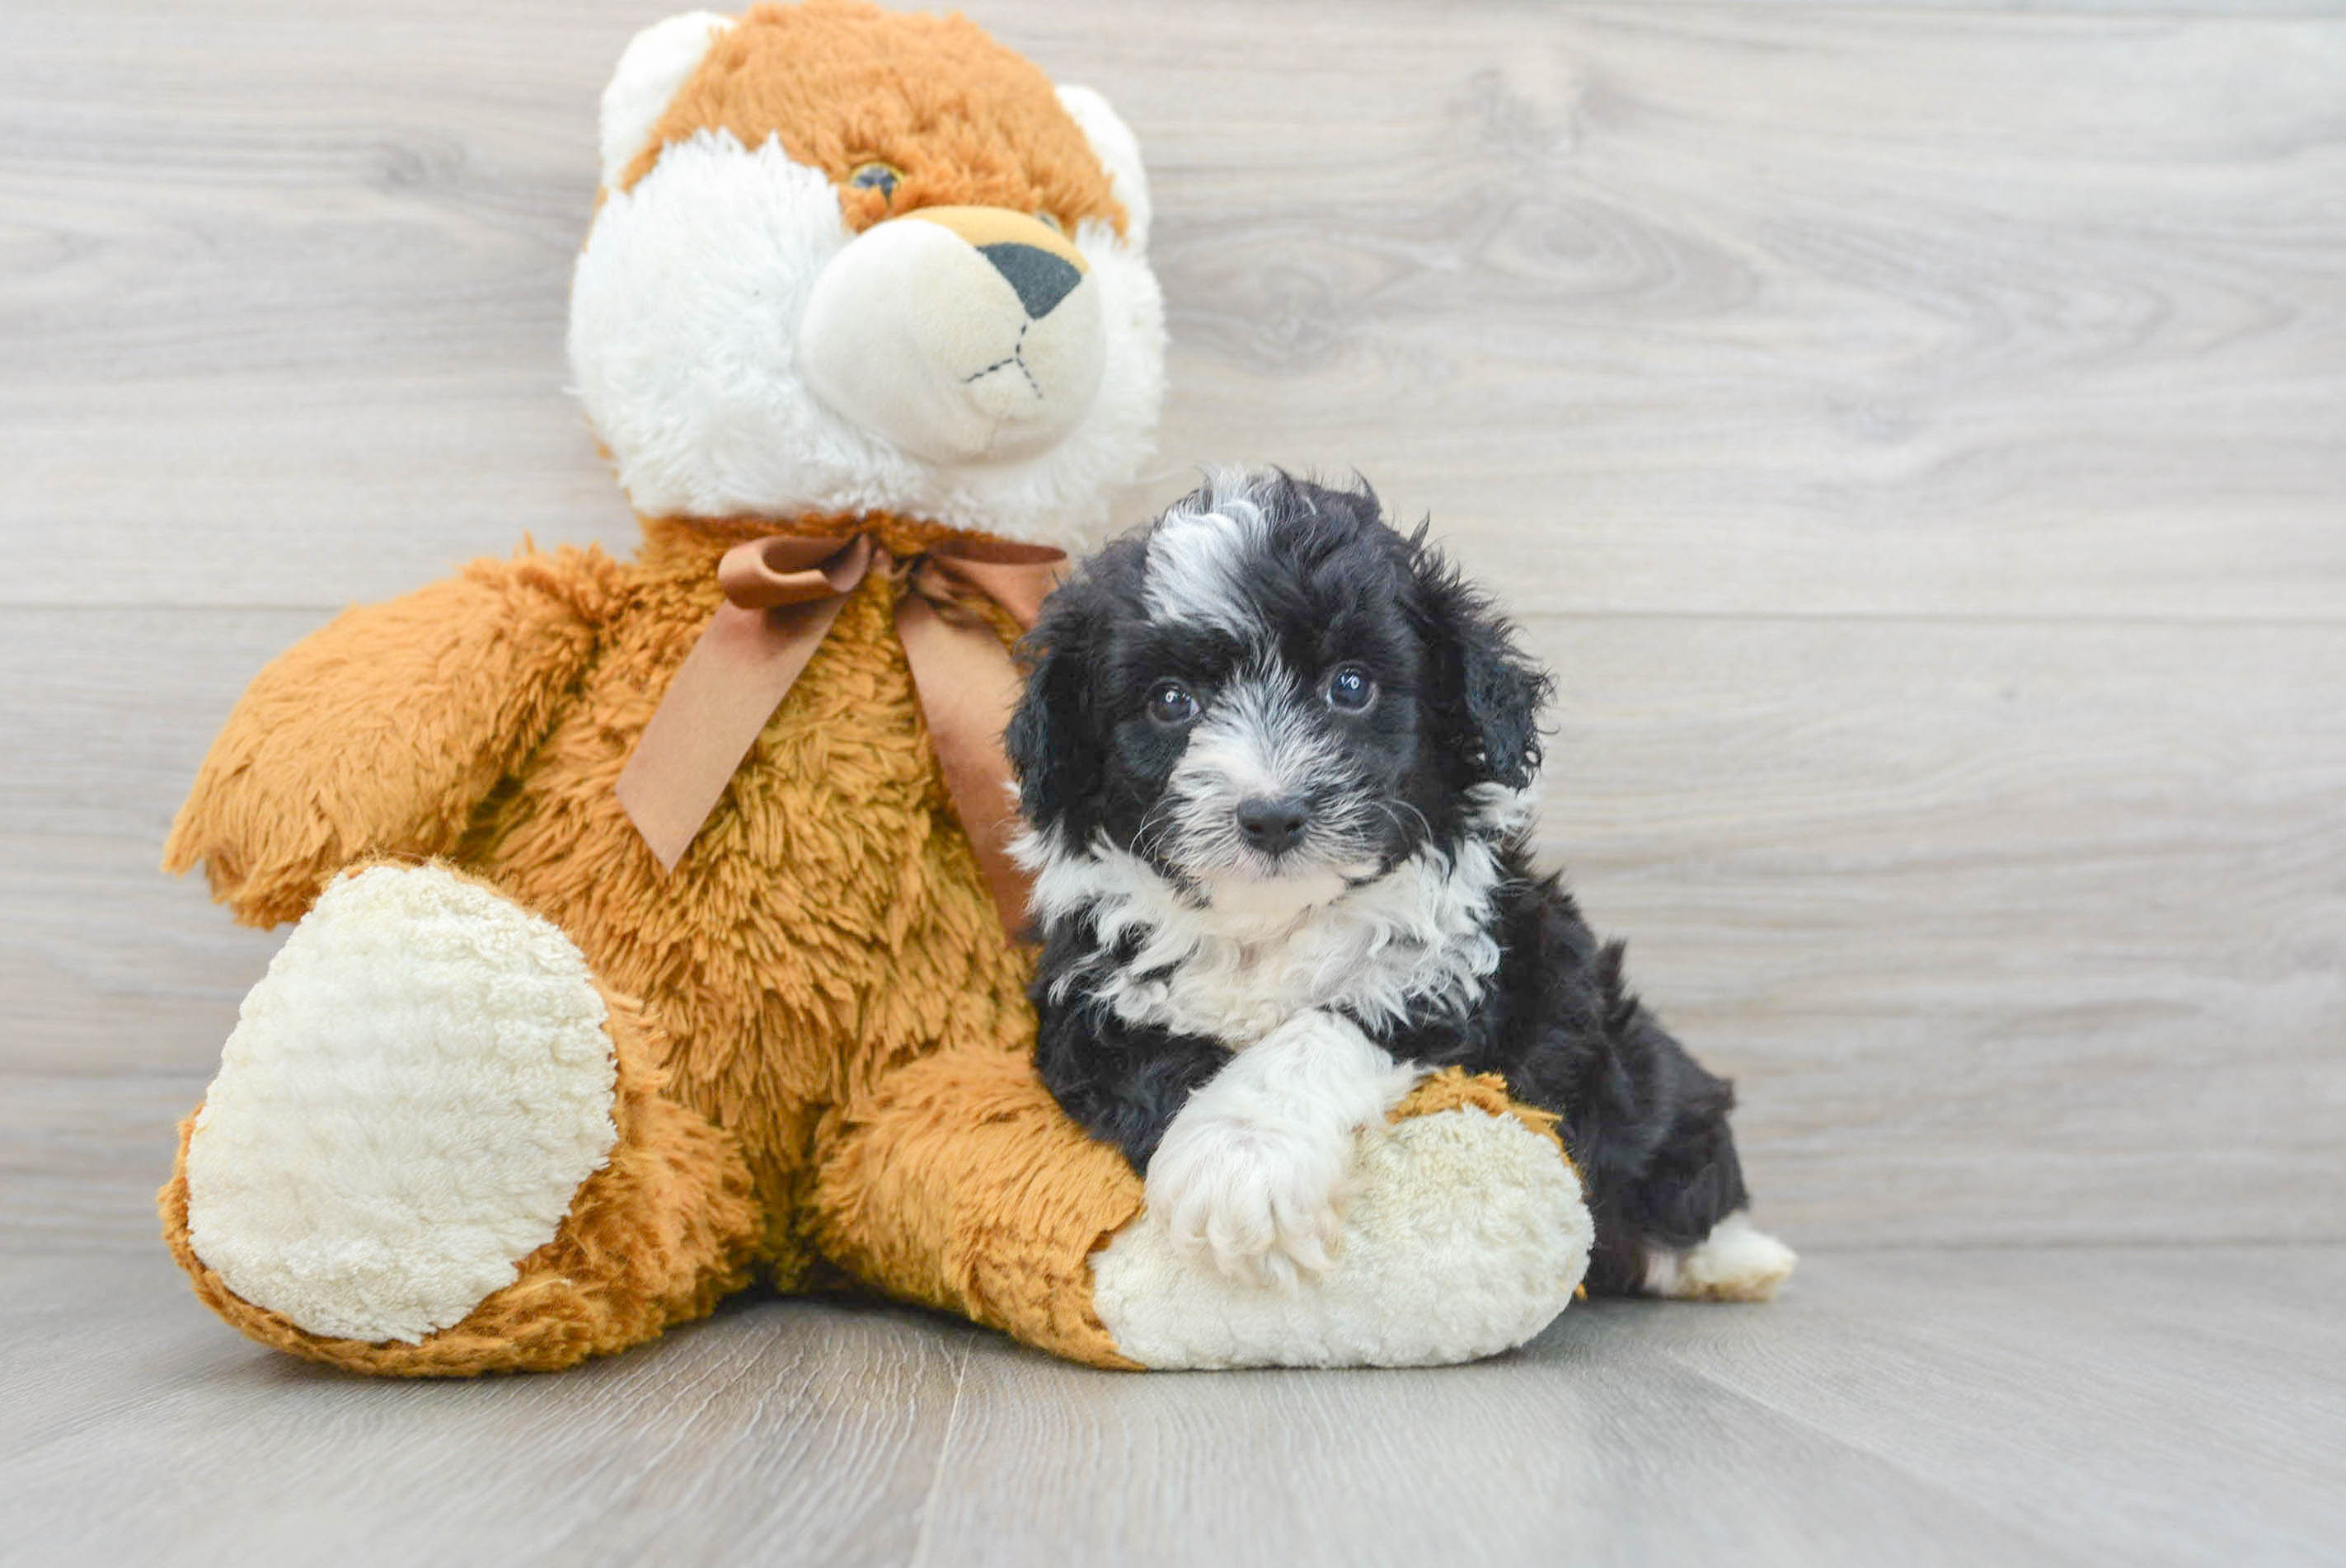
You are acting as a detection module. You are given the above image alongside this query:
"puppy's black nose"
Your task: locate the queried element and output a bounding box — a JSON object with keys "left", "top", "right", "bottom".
{"left": 1236, "top": 796, "right": 1310, "bottom": 857}
{"left": 979, "top": 242, "right": 1082, "bottom": 320}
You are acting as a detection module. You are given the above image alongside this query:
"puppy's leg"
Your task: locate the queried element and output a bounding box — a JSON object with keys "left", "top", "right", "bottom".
{"left": 1608, "top": 1065, "right": 1795, "bottom": 1301}
{"left": 1524, "top": 926, "right": 1794, "bottom": 1301}
{"left": 1145, "top": 1010, "right": 1419, "bottom": 1287}
{"left": 1645, "top": 1212, "right": 1799, "bottom": 1303}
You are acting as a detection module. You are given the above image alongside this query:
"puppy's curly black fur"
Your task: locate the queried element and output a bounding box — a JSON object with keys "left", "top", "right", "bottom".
{"left": 1007, "top": 469, "right": 1764, "bottom": 1295}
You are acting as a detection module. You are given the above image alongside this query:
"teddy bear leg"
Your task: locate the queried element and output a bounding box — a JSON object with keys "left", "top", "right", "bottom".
{"left": 159, "top": 861, "right": 759, "bottom": 1375}
{"left": 811, "top": 1052, "right": 1591, "bottom": 1371}
{"left": 810, "top": 1043, "right": 1147, "bottom": 1367}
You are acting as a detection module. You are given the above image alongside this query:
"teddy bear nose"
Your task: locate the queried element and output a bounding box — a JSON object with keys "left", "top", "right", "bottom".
{"left": 979, "top": 242, "right": 1082, "bottom": 320}
{"left": 1236, "top": 796, "right": 1311, "bottom": 857}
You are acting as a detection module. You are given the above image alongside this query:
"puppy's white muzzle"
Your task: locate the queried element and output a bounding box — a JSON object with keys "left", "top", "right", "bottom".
{"left": 798, "top": 206, "right": 1106, "bottom": 465}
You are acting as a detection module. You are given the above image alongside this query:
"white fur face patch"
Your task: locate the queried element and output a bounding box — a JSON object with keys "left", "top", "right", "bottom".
{"left": 1158, "top": 661, "right": 1380, "bottom": 908}
{"left": 568, "top": 133, "right": 1165, "bottom": 543}
{"left": 183, "top": 866, "right": 619, "bottom": 1345}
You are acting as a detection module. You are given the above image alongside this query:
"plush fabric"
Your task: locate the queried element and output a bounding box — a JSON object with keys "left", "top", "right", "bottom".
{"left": 183, "top": 863, "right": 625, "bottom": 1344}
{"left": 161, "top": 550, "right": 617, "bottom": 928}
{"left": 619, "top": 0, "right": 1126, "bottom": 237}
{"left": 162, "top": 922, "right": 761, "bottom": 1376}
{"left": 570, "top": 121, "right": 1163, "bottom": 536}
{"left": 171, "top": 516, "right": 1035, "bottom": 1295}
{"left": 813, "top": 1042, "right": 1145, "bottom": 1368}
{"left": 1091, "top": 1073, "right": 1593, "bottom": 1370}
{"left": 600, "top": 12, "right": 738, "bottom": 190}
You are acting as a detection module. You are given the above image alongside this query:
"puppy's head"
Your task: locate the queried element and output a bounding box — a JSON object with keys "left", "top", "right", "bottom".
{"left": 1008, "top": 469, "right": 1551, "bottom": 918}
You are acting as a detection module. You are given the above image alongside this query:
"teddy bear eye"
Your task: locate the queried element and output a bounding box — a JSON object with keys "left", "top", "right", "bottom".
{"left": 848, "top": 162, "right": 902, "bottom": 200}
{"left": 1325, "top": 664, "right": 1377, "bottom": 713}
{"left": 1147, "top": 680, "right": 1199, "bottom": 725}
{"left": 1033, "top": 210, "right": 1065, "bottom": 235}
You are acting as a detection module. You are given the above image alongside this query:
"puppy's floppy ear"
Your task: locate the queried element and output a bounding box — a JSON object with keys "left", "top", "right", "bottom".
{"left": 1006, "top": 583, "right": 1106, "bottom": 836}
{"left": 1456, "top": 615, "right": 1551, "bottom": 790}
{"left": 1410, "top": 535, "right": 1554, "bottom": 791}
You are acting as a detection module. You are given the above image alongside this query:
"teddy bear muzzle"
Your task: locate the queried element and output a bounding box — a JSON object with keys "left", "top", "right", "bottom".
{"left": 798, "top": 204, "right": 1107, "bottom": 466}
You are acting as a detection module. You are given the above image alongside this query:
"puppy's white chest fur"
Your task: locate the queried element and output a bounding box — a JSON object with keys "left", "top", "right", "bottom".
{"left": 1026, "top": 833, "right": 1509, "bottom": 1047}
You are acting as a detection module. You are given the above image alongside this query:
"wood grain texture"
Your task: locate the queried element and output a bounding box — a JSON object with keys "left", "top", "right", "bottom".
{"left": 2, "top": 1246, "right": 2341, "bottom": 1566}
{"left": 1532, "top": 613, "right": 2346, "bottom": 1246}
{"left": 918, "top": 1245, "right": 2346, "bottom": 1568}
{"left": 2, "top": 2, "right": 2341, "bottom": 616}
{"left": 1645, "top": 1246, "right": 2346, "bottom": 1566}
{"left": 0, "top": 1251, "right": 975, "bottom": 1568}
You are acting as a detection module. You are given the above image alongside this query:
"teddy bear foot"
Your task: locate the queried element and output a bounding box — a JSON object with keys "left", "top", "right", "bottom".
{"left": 1088, "top": 1088, "right": 1593, "bottom": 1370}
{"left": 177, "top": 862, "right": 623, "bottom": 1344}
{"left": 163, "top": 862, "right": 760, "bottom": 1374}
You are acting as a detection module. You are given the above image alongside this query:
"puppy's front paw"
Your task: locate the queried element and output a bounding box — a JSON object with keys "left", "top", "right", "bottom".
{"left": 1144, "top": 1112, "right": 1351, "bottom": 1289}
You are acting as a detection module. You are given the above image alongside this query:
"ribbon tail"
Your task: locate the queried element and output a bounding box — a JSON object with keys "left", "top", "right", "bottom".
{"left": 896, "top": 590, "right": 1037, "bottom": 938}
{"left": 617, "top": 595, "right": 850, "bottom": 872}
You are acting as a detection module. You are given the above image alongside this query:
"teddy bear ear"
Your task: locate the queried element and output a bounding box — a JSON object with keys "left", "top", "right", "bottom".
{"left": 1055, "top": 85, "right": 1151, "bottom": 249}
{"left": 598, "top": 11, "right": 736, "bottom": 191}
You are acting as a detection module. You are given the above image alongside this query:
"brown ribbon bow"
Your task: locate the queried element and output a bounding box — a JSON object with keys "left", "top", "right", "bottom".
{"left": 614, "top": 533, "right": 1068, "bottom": 935}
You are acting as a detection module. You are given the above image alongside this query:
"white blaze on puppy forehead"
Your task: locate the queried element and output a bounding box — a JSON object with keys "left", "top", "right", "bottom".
{"left": 1142, "top": 474, "right": 1272, "bottom": 633}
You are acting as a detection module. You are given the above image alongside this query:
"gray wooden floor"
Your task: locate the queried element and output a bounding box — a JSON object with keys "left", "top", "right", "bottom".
{"left": 6, "top": 1244, "right": 2344, "bottom": 1566}
{"left": 3, "top": 0, "right": 2343, "bottom": 1562}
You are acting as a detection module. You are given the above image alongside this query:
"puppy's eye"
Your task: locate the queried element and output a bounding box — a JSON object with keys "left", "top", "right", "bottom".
{"left": 1147, "top": 679, "right": 1199, "bottom": 725}
{"left": 1325, "top": 664, "right": 1377, "bottom": 713}
{"left": 848, "top": 162, "right": 902, "bottom": 200}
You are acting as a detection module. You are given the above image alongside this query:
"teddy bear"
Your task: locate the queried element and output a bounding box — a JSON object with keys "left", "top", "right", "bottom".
{"left": 157, "top": 0, "right": 1594, "bottom": 1375}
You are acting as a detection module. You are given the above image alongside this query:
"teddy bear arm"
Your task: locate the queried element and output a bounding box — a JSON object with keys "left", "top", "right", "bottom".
{"left": 163, "top": 552, "right": 615, "bottom": 927}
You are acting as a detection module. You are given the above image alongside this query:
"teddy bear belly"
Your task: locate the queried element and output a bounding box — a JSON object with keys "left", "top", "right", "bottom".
{"left": 459, "top": 591, "right": 1037, "bottom": 1275}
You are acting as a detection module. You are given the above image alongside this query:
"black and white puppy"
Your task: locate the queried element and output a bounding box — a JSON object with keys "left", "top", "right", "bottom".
{"left": 1006, "top": 470, "right": 1794, "bottom": 1300}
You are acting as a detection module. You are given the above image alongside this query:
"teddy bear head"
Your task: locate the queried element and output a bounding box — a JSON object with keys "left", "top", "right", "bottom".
{"left": 569, "top": 1, "right": 1166, "bottom": 544}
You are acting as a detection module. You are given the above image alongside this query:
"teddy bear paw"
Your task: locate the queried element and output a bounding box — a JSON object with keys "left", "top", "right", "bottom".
{"left": 1091, "top": 1104, "right": 1591, "bottom": 1369}
{"left": 182, "top": 863, "right": 619, "bottom": 1345}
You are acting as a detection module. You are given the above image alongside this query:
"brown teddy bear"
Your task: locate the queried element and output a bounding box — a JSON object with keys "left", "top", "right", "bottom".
{"left": 157, "top": 0, "right": 1593, "bottom": 1375}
